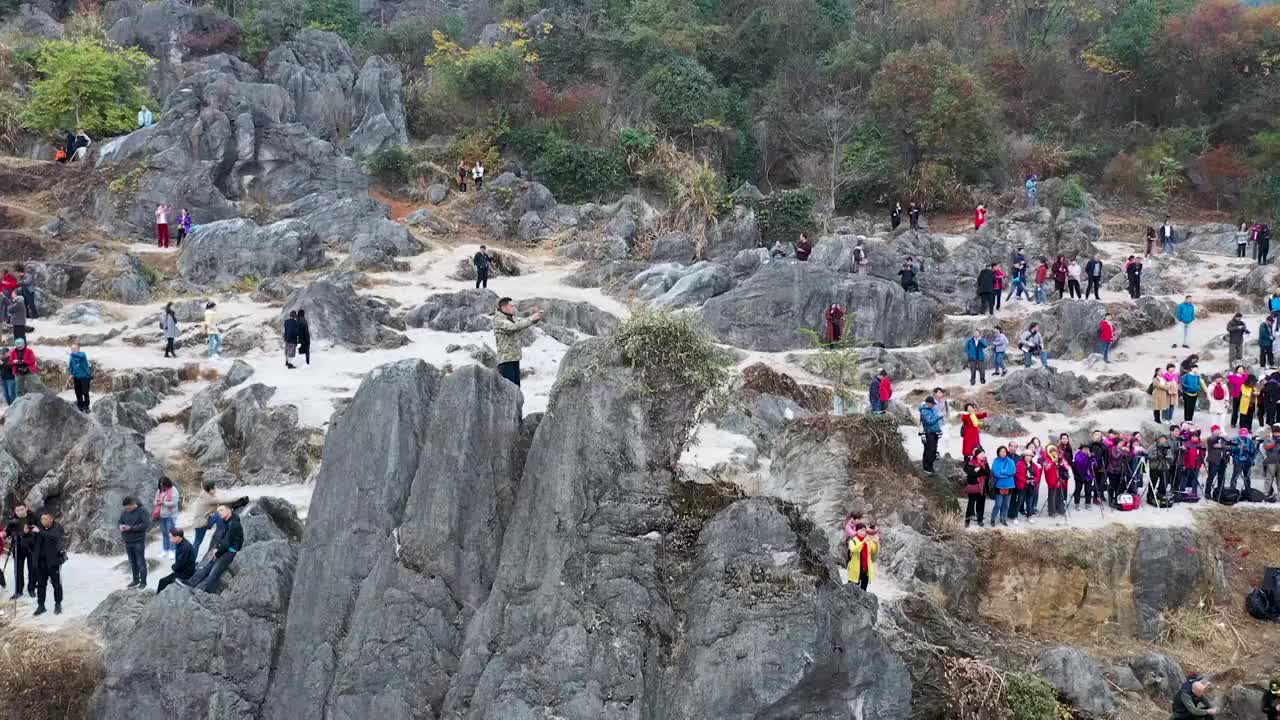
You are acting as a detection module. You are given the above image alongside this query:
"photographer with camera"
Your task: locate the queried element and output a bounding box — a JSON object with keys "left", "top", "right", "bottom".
{"left": 8, "top": 338, "right": 38, "bottom": 398}
{"left": 5, "top": 504, "right": 37, "bottom": 599}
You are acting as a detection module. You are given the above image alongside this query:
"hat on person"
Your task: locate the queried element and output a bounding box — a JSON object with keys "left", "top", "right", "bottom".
{"left": 925, "top": 396, "right": 937, "bottom": 404}
{"left": 13, "top": 337, "right": 24, "bottom": 348}
{"left": 1241, "top": 427, "right": 1252, "bottom": 436}
{"left": 1211, "top": 425, "right": 1221, "bottom": 433}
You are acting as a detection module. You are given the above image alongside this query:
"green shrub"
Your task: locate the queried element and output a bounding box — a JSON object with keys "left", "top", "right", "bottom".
{"left": 1005, "top": 672, "right": 1061, "bottom": 720}
{"left": 532, "top": 138, "right": 628, "bottom": 203}
{"left": 358, "top": 17, "right": 438, "bottom": 67}
{"left": 502, "top": 123, "right": 557, "bottom": 160}
{"left": 21, "top": 38, "right": 155, "bottom": 137}
{"left": 1244, "top": 173, "right": 1280, "bottom": 218}
{"left": 608, "top": 310, "right": 733, "bottom": 407}
{"left": 302, "top": 0, "right": 361, "bottom": 39}
{"left": 838, "top": 122, "right": 896, "bottom": 208}
{"left": 1057, "top": 176, "right": 1088, "bottom": 209}
{"left": 439, "top": 43, "right": 526, "bottom": 101}
{"left": 641, "top": 56, "right": 720, "bottom": 134}
{"left": 619, "top": 128, "right": 658, "bottom": 163}
{"left": 757, "top": 187, "right": 816, "bottom": 245}
{"left": 366, "top": 145, "right": 415, "bottom": 184}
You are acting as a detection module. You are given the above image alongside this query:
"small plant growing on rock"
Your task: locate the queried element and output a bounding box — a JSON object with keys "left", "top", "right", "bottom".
{"left": 757, "top": 187, "right": 816, "bottom": 246}
{"left": 798, "top": 325, "right": 864, "bottom": 415}
{"left": 1005, "top": 672, "right": 1061, "bottom": 720}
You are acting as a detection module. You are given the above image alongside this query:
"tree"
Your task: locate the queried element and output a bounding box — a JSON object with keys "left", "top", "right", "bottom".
{"left": 21, "top": 38, "right": 154, "bottom": 137}
{"left": 799, "top": 325, "right": 865, "bottom": 415}
{"left": 1191, "top": 144, "right": 1255, "bottom": 210}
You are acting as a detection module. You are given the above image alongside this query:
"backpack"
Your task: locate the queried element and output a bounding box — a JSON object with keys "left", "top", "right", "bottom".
{"left": 1246, "top": 588, "right": 1279, "bottom": 621}
{"left": 1246, "top": 488, "right": 1267, "bottom": 503}
{"left": 1218, "top": 487, "right": 1241, "bottom": 506}
{"left": 1213, "top": 384, "right": 1226, "bottom": 401}
{"left": 1117, "top": 493, "right": 1141, "bottom": 511}
{"left": 1178, "top": 487, "right": 1201, "bottom": 503}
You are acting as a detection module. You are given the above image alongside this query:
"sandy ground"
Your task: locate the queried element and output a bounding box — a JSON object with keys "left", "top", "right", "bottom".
{"left": 9, "top": 226, "right": 1279, "bottom": 628}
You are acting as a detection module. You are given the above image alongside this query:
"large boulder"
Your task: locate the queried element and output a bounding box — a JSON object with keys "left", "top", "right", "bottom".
{"left": 1180, "top": 223, "right": 1246, "bottom": 255}
{"left": 0, "top": 393, "right": 94, "bottom": 482}
{"left": 520, "top": 296, "right": 622, "bottom": 336}
{"left": 1127, "top": 651, "right": 1185, "bottom": 702}
{"left": 1132, "top": 527, "right": 1204, "bottom": 640}
{"left": 280, "top": 276, "right": 408, "bottom": 350}
{"left": 178, "top": 218, "right": 327, "bottom": 285}
{"left": 3, "top": 3, "right": 64, "bottom": 38}
{"left": 93, "top": 394, "right": 159, "bottom": 436}
{"left": 81, "top": 254, "right": 153, "bottom": 304}
{"left": 879, "top": 525, "right": 981, "bottom": 617}
{"left": 706, "top": 204, "right": 760, "bottom": 258}
{"left": 995, "top": 369, "right": 1094, "bottom": 414}
{"left": 25, "top": 426, "right": 164, "bottom": 554}
{"left": 270, "top": 191, "right": 421, "bottom": 256}
{"left": 404, "top": 289, "right": 497, "bottom": 332}
{"left": 347, "top": 55, "right": 409, "bottom": 155}
{"left": 105, "top": 0, "right": 241, "bottom": 99}
{"left": 702, "top": 263, "right": 941, "bottom": 351}
{"left": 650, "top": 262, "right": 733, "bottom": 309}
{"left": 1037, "top": 646, "right": 1116, "bottom": 717}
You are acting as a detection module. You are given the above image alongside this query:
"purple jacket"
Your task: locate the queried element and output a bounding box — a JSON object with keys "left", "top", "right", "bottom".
{"left": 1073, "top": 450, "right": 1095, "bottom": 482}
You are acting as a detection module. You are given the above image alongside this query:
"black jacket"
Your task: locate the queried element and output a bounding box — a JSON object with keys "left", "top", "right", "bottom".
{"left": 1085, "top": 259, "right": 1102, "bottom": 279}
{"left": 172, "top": 539, "right": 196, "bottom": 579}
{"left": 1127, "top": 262, "right": 1143, "bottom": 279}
{"left": 473, "top": 252, "right": 492, "bottom": 273}
{"left": 297, "top": 320, "right": 311, "bottom": 351}
{"left": 283, "top": 317, "right": 300, "bottom": 344}
{"left": 119, "top": 506, "right": 150, "bottom": 544}
{"left": 976, "top": 268, "right": 996, "bottom": 294}
{"left": 1262, "top": 688, "right": 1278, "bottom": 720}
{"left": 1171, "top": 689, "right": 1213, "bottom": 719}
{"left": 215, "top": 514, "right": 244, "bottom": 559}
{"left": 5, "top": 513, "right": 37, "bottom": 554}
{"left": 32, "top": 522, "right": 65, "bottom": 568}
{"left": 1227, "top": 318, "right": 1249, "bottom": 342}
{"left": 0, "top": 357, "right": 12, "bottom": 382}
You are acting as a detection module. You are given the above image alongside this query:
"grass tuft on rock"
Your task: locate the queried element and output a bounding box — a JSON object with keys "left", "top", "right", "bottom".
{"left": 609, "top": 309, "right": 733, "bottom": 403}
{"left": 0, "top": 621, "right": 103, "bottom": 720}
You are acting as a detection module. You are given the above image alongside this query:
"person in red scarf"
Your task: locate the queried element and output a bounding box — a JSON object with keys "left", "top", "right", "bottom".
{"left": 975, "top": 204, "right": 987, "bottom": 231}
{"left": 825, "top": 304, "right": 846, "bottom": 345}
{"left": 846, "top": 523, "right": 879, "bottom": 591}
{"left": 961, "top": 403, "right": 988, "bottom": 459}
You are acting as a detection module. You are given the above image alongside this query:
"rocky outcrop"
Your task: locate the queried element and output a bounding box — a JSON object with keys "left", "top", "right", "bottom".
{"left": 25, "top": 425, "right": 164, "bottom": 554}
{"left": 405, "top": 289, "right": 497, "bottom": 332}
{"left": 178, "top": 218, "right": 327, "bottom": 285}
{"left": 879, "top": 525, "right": 981, "bottom": 617}
{"left": 520, "top": 296, "right": 622, "bottom": 336}
{"left": 81, "top": 254, "right": 153, "bottom": 304}
{"left": 649, "top": 262, "right": 734, "bottom": 309}
{"left": 1132, "top": 527, "right": 1204, "bottom": 640}
{"left": 187, "top": 381, "right": 311, "bottom": 485}
{"left": 91, "top": 503, "right": 299, "bottom": 719}
{"left": 3, "top": 3, "right": 64, "bottom": 38}
{"left": 1127, "top": 651, "right": 1185, "bottom": 702}
{"left": 105, "top": 0, "right": 241, "bottom": 99}
{"left": 995, "top": 369, "right": 1094, "bottom": 413}
{"left": 1038, "top": 646, "right": 1116, "bottom": 717}
{"left": 702, "top": 263, "right": 941, "bottom": 351}
{"left": 270, "top": 191, "right": 421, "bottom": 256}
{"left": 281, "top": 276, "right": 408, "bottom": 350}
{"left": 0, "top": 392, "right": 94, "bottom": 484}
{"left": 93, "top": 394, "right": 159, "bottom": 436}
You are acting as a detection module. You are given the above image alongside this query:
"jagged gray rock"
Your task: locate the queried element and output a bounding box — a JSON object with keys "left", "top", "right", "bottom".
{"left": 92, "top": 394, "right": 159, "bottom": 436}
{"left": 880, "top": 525, "right": 981, "bottom": 616}
{"left": 405, "top": 289, "right": 498, "bottom": 332}
{"left": 1037, "top": 646, "right": 1116, "bottom": 717}
{"left": 270, "top": 191, "right": 421, "bottom": 256}
{"left": 995, "top": 369, "right": 1094, "bottom": 414}
{"left": 3, "top": 3, "right": 64, "bottom": 38}
{"left": 105, "top": 0, "right": 241, "bottom": 99}
{"left": 702, "top": 263, "right": 941, "bottom": 351}
{"left": 1127, "top": 651, "right": 1185, "bottom": 702}
{"left": 178, "top": 218, "right": 327, "bottom": 285}
{"left": 1132, "top": 527, "right": 1204, "bottom": 640}
{"left": 651, "top": 262, "right": 733, "bottom": 309}
{"left": 281, "top": 277, "right": 408, "bottom": 350}
{"left": 0, "top": 393, "right": 94, "bottom": 482}
{"left": 521, "top": 296, "right": 621, "bottom": 336}
{"left": 81, "top": 254, "right": 153, "bottom": 304}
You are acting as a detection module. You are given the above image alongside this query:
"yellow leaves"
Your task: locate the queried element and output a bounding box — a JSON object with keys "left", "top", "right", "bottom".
{"left": 428, "top": 19, "right": 543, "bottom": 68}
{"left": 425, "top": 29, "right": 464, "bottom": 66}
{"left": 1081, "top": 47, "right": 1131, "bottom": 77}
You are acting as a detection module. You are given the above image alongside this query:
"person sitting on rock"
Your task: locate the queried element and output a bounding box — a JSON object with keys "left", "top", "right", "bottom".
{"left": 1170, "top": 679, "right": 1216, "bottom": 719}
{"left": 493, "top": 297, "right": 543, "bottom": 387}
{"left": 188, "top": 504, "right": 243, "bottom": 593}
{"left": 769, "top": 240, "right": 788, "bottom": 259}
{"left": 793, "top": 233, "right": 812, "bottom": 261}
{"left": 157, "top": 529, "right": 195, "bottom": 595}
{"left": 1019, "top": 323, "right": 1051, "bottom": 370}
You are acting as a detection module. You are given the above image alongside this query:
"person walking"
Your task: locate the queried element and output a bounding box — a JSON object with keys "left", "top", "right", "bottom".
{"left": 1099, "top": 313, "right": 1117, "bottom": 363}
{"left": 297, "top": 309, "right": 311, "bottom": 365}
{"left": 890, "top": 202, "right": 902, "bottom": 230}
{"left": 187, "top": 505, "right": 243, "bottom": 593}
{"left": 155, "top": 203, "right": 171, "bottom": 249}
{"left": 1227, "top": 313, "right": 1250, "bottom": 365}
{"left": 154, "top": 477, "right": 179, "bottom": 555}
{"left": 961, "top": 402, "right": 988, "bottom": 458}
{"left": 493, "top": 297, "right": 544, "bottom": 387}
{"left": 68, "top": 341, "right": 93, "bottom": 412}
{"left": 1052, "top": 256, "right": 1069, "bottom": 299}
{"left": 1084, "top": 255, "right": 1103, "bottom": 299}
{"left": 204, "top": 302, "right": 222, "bottom": 358}
{"left": 1126, "top": 256, "right": 1144, "bottom": 298}
{"left": 1175, "top": 295, "right": 1196, "bottom": 349}
{"left": 1020, "top": 323, "right": 1051, "bottom": 369}
{"left": 1262, "top": 318, "right": 1276, "bottom": 369}
{"left": 908, "top": 201, "right": 922, "bottom": 230}
{"left": 1066, "top": 258, "right": 1083, "bottom": 298}
{"left": 283, "top": 311, "right": 300, "bottom": 369}
{"left": 992, "top": 326, "right": 1009, "bottom": 376}
{"left": 118, "top": 496, "right": 149, "bottom": 588}
{"left": 965, "top": 331, "right": 989, "bottom": 385}
{"left": 157, "top": 529, "right": 195, "bottom": 594}
{"left": 974, "top": 204, "right": 987, "bottom": 231}
{"left": 976, "top": 264, "right": 997, "bottom": 316}
{"left": 1007, "top": 260, "right": 1027, "bottom": 303}
{"left": 5, "top": 505, "right": 36, "bottom": 598}
{"left": 161, "top": 302, "right": 178, "bottom": 357}
{"left": 963, "top": 449, "right": 990, "bottom": 527}
{"left": 991, "top": 447, "right": 1017, "bottom": 526}
{"left": 919, "top": 395, "right": 942, "bottom": 474}
{"left": 1181, "top": 364, "right": 1204, "bottom": 422}
{"left": 31, "top": 511, "right": 63, "bottom": 615}
{"left": 474, "top": 245, "right": 493, "bottom": 289}
{"left": 846, "top": 523, "right": 879, "bottom": 592}
{"left": 1160, "top": 216, "right": 1175, "bottom": 253}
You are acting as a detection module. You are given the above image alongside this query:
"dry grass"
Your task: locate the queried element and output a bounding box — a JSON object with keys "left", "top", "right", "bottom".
{"left": 178, "top": 363, "right": 222, "bottom": 383}
{"left": 740, "top": 363, "right": 833, "bottom": 413}
{"left": 942, "top": 656, "right": 1008, "bottom": 720}
{"left": 0, "top": 621, "right": 103, "bottom": 720}
{"left": 1158, "top": 601, "right": 1258, "bottom": 667}
{"left": 928, "top": 507, "right": 965, "bottom": 537}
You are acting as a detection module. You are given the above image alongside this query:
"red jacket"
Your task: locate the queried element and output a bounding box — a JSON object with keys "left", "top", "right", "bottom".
{"left": 9, "top": 347, "right": 37, "bottom": 375}
{"left": 1183, "top": 442, "right": 1203, "bottom": 470}
{"left": 975, "top": 208, "right": 987, "bottom": 229}
{"left": 1043, "top": 461, "right": 1062, "bottom": 489}
{"left": 1100, "top": 320, "right": 1116, "bottom": 343}
{"left": 1014, "top": 460, "right": 1028, "bottom": 489}
{"left": 0, "top": 274, "right": 16, "bottom": 294}
{"left": 879, "top": 377, "right": 892, "bottom": 402}
{"left": 1035, "top": 265, "right": 1049, "bottom": 284}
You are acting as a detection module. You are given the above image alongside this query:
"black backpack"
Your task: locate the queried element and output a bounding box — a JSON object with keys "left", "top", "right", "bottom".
{"left": 1245, "top": 488, "right": 1267, "bottom": 503}
{"left": 1218, "top": 488, "right": 1241, "bottom": 506}
{"left": 1246, "top": 588, "right": 1279, "bottom": 621}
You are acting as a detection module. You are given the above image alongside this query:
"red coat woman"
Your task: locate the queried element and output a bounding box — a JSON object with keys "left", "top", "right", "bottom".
{"left": 961, "top": 407, "right": 988, "bottom": 459}
{"left": 975, "top": 205, "right": 987, "bottom": 231}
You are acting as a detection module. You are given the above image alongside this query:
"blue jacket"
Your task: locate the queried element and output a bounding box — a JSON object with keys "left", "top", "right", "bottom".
{"left": 992, "top": 456, "right": 1017, "bottom": 489}
{"left": 919, "top": 403, "right": 942, "bottom": 433}
{"left": 1234, "top": 437, "right": 1258, "bottom": 465}
{"left": 1270, "top": 296, "right": 1280, "bottom": 313}
{"left": 1176, "top": 302, "right": 1196, "bottom": 324}
{"left": 1181, "top": 373, "right": 1203, "bottom": 395}
{"left": 68, "top": 351, "right": 92, "bottom": 380}
{"left": 965, "top": 337, "right": 988, "bottom": 362}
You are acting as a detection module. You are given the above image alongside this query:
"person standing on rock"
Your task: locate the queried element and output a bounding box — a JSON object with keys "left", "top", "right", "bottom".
{"left": 297, "top": 309, "right": 311, "bottom": 365}
{"left": 1043, "top": 445, "right": 1067, "bottom": 517}
{"left": 1126, "top": 256, "right": 1144, "bottom": 298}
{"left": 897, "top": 260, "right": 920, "bottom": 292}
{"left": 493, "top": 297, "right": 544, "bottom": 387}
{"left": 5, "top": 505, "right": 36, "bottom": 599}
{"left": 71, "top": 129, "right": 91, "bottom": 162}
{"left": 155, "top": 477, "right": 179, "bottom": 556}
{"left": 1051, "top": 256, "right": 1069, "bottom": 300}
{"left": 990, "top": 447, "right": 1017, "bottom": 527}
{"left": 457, "top": 160, "right": 468, "bottom": 192}
{"left": 1232, "top": 427, "right": 1261, "bottom": 496}
{"left": 1227, "top": 313, "right": 1250, "bottom": 365}
{"left": 974, "top": 204, "right": 987, "bottom": 231}
{"left": 919, "top": 395, "right": 942, "bottom": 475}
{"left": 157, "top": 528, "right": 195, "bottom": 595}
{"left": 1033, "top": 258, "right": 1050, "bottom": 304}
{"left": 991, "top": 326, "right": 1009, "bottom": 376}
{"left": 1209, "top": 375, "right": 1230, "bottom": 429}
{"left": 1204, "top": 425, "right": 1231, "bottom": 500}
{"left": 877, "top": 369, "right": 893, "bottom": 411}
{"left": 1260, "top": 223, "right": 1273, "bottom": 265}
{"left": 7, "top": 287, "right": 26, "bottom": 341}
{"left": 474, "top": 245, "right": 493, "bottom": 289}
{"left": 1007, "top": 259, "right": 1028, "bottom": 303}
{"left": 1020, "top": 323, "right": 1050, "bottom": 370}
{"left": 1160, "top": 216, "right": 1175, "bottom": 254}
{"left": 472, "top": 160, "right": 486, "bottom": 190}
{"left": 846, "top": 523, "right": 879, "bottom": 591}
{"left": 0, "top": 348, "right": 14, "bottom": 406}
{"left": 284, "top": 311, "right": 300, "bottom": 369}
{"left": 188, "top": 504, "right": 242, "bottom": 593}
{"left": 960, "top": 402, "right": 988, "bottom": 457}
{"left": 933, "top": 387, "right": 952, "bottom": 454}
{"left": 963, "top": 449, "right": 989, "bottom": 527}
{"left": 825, "top": 304, "right": 846, "bottom": 344}
{"left": 1066, "top": 257, "right": 1083, "bottom": 299}
{"left": 965, "top": 332, "right": 989, "bottom": 385}
{"left": 992, "top": 264, "right": 1007, "bottom": 310}
{"left": 68, "top": 340, "right": 93, "bottom": 412}
{"left": 9, "top": 339, "right": 38, "bottom": 398}
{"left": 1098, "top": 313, "right": 1117, "bottom": 363}
{"left": 1263, "top": 318, "right": 1277, "bottom": 369}
{"left": 155, "top": 203, "right": 171, "bottom": 249}
{"left": 31, "top": 511, "right": 63, "bottom": 616}
{"left": 1025, "top": 174, "right": 1038, "bottom": 208}
{"left": 908, "top": 202, "right": 921, "bottom": 230}
{"left": 1072, "top": 445, "right": 1095, "bottom": 510}
{"left": 1239, "top": 374, "right": 1259, "bottom": 431}
{"left": 794, "top": 233, "right": 813, "bottom": 261}
{"left": 1180, "top": 364, "right": 1204, "bottom": 422}
{"left": 890, "top": 202, "right": 902, "bottom": 230}
{"left": 119, "top": 496, "right": 149, "bottom": 589}
{"left": 204, "top": 302, "right": 222, "bottom": 358}
{"left": 976, "top": 264, "right": 997, "bottom": 316}
{"left": 1175, "top": 296, "right": 1196, "bottom": 349}
{"left": 1084, "top": 255, "right": 1103, "bottom": 299}
{"left": 176, "top": 208, "right": 192, "bottom": 247}
{"left": 1238, "top": 227, "right": 1250, "bottom": 258}
{"left": 1263, "top": 434, "right": 1280, "bottom": 501}
{"left": 161, "top": 302, "right": 179, "bottom": 358}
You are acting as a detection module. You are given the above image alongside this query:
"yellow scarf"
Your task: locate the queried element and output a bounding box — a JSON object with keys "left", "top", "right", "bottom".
{"left": 967, "top": 412, "right": 981, "bottom": 429}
